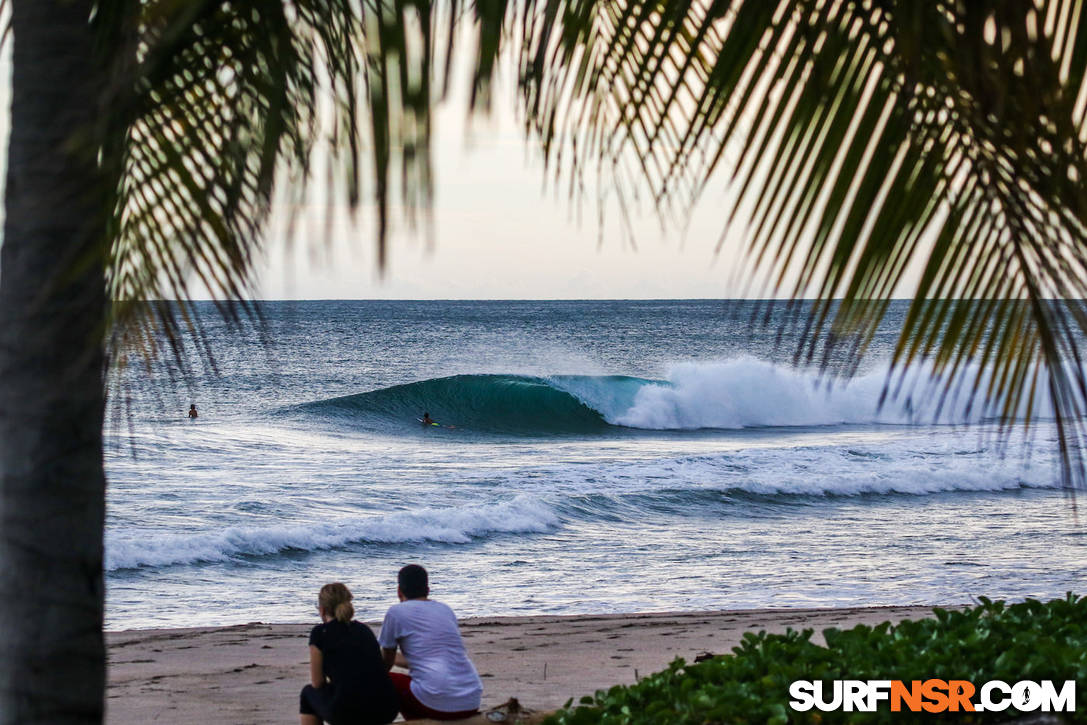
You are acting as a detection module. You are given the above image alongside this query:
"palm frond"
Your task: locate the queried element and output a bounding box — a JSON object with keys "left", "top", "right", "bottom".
{"left": 516, "top": 0, "right": 1087, "bottom": 486}
{"left": 102, "top": 0, "right": 458, "bottom": 374}
{"left": 99, "top": 0, "right": 1087, "bottom": 484}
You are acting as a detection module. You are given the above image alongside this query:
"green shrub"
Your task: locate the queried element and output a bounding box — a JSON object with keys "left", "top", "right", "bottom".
{"left": 545, "top": 595, "right": 1087, "bottom": 724}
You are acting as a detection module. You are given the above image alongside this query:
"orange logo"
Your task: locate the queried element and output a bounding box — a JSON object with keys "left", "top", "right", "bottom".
{"left": 789, "top": 680, "right": 1075, "bottom": 713}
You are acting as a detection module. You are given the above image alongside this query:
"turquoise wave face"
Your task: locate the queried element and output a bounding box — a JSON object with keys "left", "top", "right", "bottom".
{"left": 295, "top": 374, "right": 657, "bottom": 434}
{"left": 293, "top": 358, "right": 1053, "bottom": 436}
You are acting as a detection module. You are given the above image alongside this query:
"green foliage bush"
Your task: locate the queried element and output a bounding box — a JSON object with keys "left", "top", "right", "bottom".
{"left": 545, "top": 595, "right": 1087, "bottom": 724}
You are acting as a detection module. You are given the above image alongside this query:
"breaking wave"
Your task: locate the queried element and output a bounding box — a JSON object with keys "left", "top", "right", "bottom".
{"left": 106, "top": 496, "right": 558, "bottom": 571}
{"left": 296, "top": 359, "right": 1055, "bottom": 434}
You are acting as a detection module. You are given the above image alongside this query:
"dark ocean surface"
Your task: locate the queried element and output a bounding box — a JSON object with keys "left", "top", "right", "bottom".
{"left": 104, "top": 301, "right": 1085, "bottom": 629}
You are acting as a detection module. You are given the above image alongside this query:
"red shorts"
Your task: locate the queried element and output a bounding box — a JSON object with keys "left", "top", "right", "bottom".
{"left": 388, "top": 672, "right": 479, "bottom": 721}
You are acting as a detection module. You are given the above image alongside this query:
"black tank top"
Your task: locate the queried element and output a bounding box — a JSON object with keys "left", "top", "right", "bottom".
{"left": 309, "top": 620, "right": 399, "bottom": 721}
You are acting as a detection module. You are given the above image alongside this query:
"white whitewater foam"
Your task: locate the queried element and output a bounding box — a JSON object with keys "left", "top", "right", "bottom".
{"left": 593, "top": 358, "right": 1056, "bottom": 430}
{"left": 105, "top": 495, "right": 557, "bottom": 571}
{"left": 533, "top": 426, "right": 1062, "bottom": 499}
{"left": 625, "top": 449, "right": 1059, "bottom": 497}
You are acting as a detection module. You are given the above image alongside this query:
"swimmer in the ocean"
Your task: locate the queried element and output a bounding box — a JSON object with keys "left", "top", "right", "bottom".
{"left": 188, "top": 404, "right": 198, "bottom": 419}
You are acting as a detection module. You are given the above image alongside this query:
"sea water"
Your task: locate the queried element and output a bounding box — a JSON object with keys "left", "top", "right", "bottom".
{"left": 104, "top": 300, "right": 1086, "bottom": 630}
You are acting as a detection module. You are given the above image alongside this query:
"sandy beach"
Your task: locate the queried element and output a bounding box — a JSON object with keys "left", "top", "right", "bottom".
{"left": 107, "top": 604, "right": 942, "bottom": 723}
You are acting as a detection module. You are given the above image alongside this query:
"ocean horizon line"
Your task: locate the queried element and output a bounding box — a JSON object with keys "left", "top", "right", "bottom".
{"left": 136, "top": 296, "right": 987, "bottom": 303}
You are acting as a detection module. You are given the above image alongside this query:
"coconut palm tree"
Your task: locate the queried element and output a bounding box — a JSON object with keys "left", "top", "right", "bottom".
{"left": 2, "top": 0, "right": 1086, "bottom": 721}
{"left": 0, "top": 2, "right": 111, "bottom": 721}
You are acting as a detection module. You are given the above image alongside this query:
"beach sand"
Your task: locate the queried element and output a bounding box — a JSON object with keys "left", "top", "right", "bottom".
{"left": 107, "top": 605, "right": 941, "bottom": 724}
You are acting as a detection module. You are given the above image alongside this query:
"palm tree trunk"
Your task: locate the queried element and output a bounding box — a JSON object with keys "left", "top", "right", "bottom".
{"left": 0, "top": 1, "right": 109, "bottom": 722}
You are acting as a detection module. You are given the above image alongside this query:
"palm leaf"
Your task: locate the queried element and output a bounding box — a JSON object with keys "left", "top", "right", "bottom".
{"left": 101, "top": 1, "right": 448, "bottom": 380}
{"left": 515, "top": 0, "right": 1087, "bottom": 487}
{"left": 97, "top": 0, "right": 1087, "bottom": 485}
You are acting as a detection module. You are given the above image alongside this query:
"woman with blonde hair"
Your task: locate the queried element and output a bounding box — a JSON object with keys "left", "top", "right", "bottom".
{"left": 300, "top": 582, "right": 398, "bottom": 725}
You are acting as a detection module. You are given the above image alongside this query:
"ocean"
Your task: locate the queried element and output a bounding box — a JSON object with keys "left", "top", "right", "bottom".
{"left": 104, "top": 300, "right": 1085, "bottom": 630}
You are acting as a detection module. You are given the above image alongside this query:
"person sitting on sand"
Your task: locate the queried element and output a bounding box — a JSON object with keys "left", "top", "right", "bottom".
{"left": 188, "top": 404, "right": 198, "bottom": 419}
{"left": 301, "top": 582, "right": 399, "bottom": 725}
{"left": 421, "top": 412, "right": 434, "bottom": 426}
{"left": 379, "top": 565, "right": 483, "bottom": 721}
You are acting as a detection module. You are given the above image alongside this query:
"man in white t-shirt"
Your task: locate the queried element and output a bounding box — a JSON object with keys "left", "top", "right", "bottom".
{"left": 379, "top": 565, "right": 483, "bottom": 720}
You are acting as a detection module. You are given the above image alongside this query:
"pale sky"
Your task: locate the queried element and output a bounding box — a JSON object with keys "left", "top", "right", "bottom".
{"left": 256, "top": 50, "right": 928, "bottom": 301}
{"left": 259, "top": 91, "right": 758, "bottom": 300}
{"left": 0, "top": 39, "right": 761, "bottom": 301}
{"left": 0, "top": 30, "right": 922, "bottom": 301}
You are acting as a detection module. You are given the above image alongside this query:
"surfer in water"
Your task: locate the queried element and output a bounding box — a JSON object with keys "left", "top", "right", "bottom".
{"left": 188, "top": 404, "right": 198, "bottom": 419}
{"left": 421, "top": 412, "right": 434, "bottom": 426}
